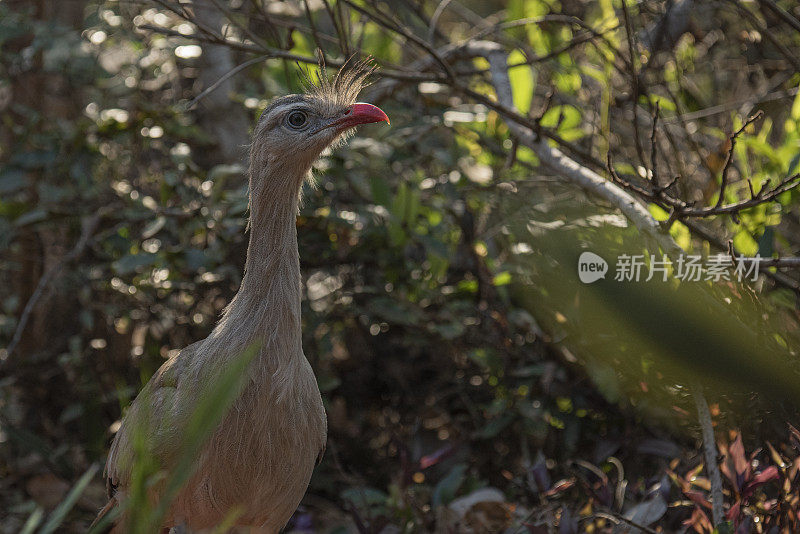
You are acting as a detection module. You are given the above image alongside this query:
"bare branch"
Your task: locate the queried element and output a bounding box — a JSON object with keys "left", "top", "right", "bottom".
{"left": 620, "top": 0, "right": 648, "bottom": 175}
{"left": 340, "top": 0, "right": 457, "bottom": 80}
{"left": 692, "top": 383, "right": 725, "bottom": 527}
{"left": 461, "top": 40, "right": 683, "bottom": 257}
{"left": 3, "top": 211, "right": 107, "bottom": 364}
{"left": 716, "top": 111, "right": 764, "bottom": 209}
{"left": 138, "top": 23, "right": 442, "bottom": 82}
{"left": 185, "top": 54, "right": 270, "bottom": 111}
{"left": 756, "top": 0, "right": 800, "bottom": 34}
{"left": 650, "top": 101, "right": 661, "bottom": 188}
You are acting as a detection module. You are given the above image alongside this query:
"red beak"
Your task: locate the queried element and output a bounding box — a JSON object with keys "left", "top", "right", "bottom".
{"left": 328, "top": 102, "right": 390, "bottom": 132}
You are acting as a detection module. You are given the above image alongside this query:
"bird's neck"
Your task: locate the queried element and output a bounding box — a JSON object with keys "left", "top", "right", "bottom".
{"left": 206, "top": 164, "right": 307, "bottom": 371}
{"left": 242, "top": 189, "right": 301, "bottom": 294}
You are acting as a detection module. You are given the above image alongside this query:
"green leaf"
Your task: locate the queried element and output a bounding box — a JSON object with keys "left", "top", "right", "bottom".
{"left": 341, "top": 486, "right": 389, "bottom": 508}
{"left": 508, "top": 49, "right": 534, "bottom": 114}
{"left": 391, "top": 182, "right": 409, "bottom": 221}
{"left": 432, "top": 463, "right": 467, "bottom": 507}
{"left": 369, "top": 175, "right": 391, "bottom": 207}
{"left": 475, "top": 413, "right": 514, "bottom": 439}
{"left": 539, "top": 105, "right": 581, "bottom": 131}
{"left": 787, "top": 152, "right": 800, "bottom": 175}
{"left": 14, "top": 209, "right": 47, "bottom": 227}
{"left": 0, "top": 168, "right": 26, "bottom": 194}
{"left": 19, "top": 508, "right": 43, "bottom": 534}
{"left": 113, "top": 253, "right": 157, "bottom": 275}
{"left": 493, "top": 271, "right": 512, "bottom": 286}
{"left": 790, "top": 83, "right": 800, "bottom": 121}
{"left": 758, "top": 227, "right": 774, "bottom": 258}
{"left": 733, "top": 229, "right": 758, "bottom": 257}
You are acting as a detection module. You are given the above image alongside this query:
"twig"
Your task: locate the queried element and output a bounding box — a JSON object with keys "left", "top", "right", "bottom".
{"left": 138, "top": 23, "right": 444, "bottom": 83}
{"left": 339, "top": 0, "right": 457, "bottom": 80}
{"left": 530, "top": 88, "right": 554, "bottom": 140}
{"left": 726, "top": 240, "right": 800, "bottom": 268}
{"left": 206, "top": 0, "right": 271, "bottom": 52}
{"left": 662, "top": 86, "right": 798, "bottom": 124}
{"left": 185, "top": 54, "right": 269, "bottom": 110}
{"left": 303, "top": 0, "right": 327, "bottom": 59}
{"left": 607, "top": 146, "right": 800, "bottom": 219}
{"left": 650, "top": 101, "right": 661, "bottom": 188}
{"left": 428, "top": 0, "right": 454, "bottom": 44}
{"left": 620, "top": 0, "right": 649, "bottom": 176}
{"left": 3, "top": 211, "right": 105, "bottom": 363}
{"left": 247, "top": 0, "right": 283, "bottom": 46}
{"left": 683, "top": 218, "right": 800, "bottom": 292}
{"left": 591, "top": 509, "right": 660, "bottom": 534}
{"left": 461, "top": 40, "right": 683, "bottom": 257}
{"left": 755, "top": 0, "right": 800, "bottom": 37}
{"left": 320, "top": 0, "right": 349, "bottom": 57}
{"left": 716, "top": 111, "right": 763, "bottom": 209}
{"left": 731, "top": 1, "right": 800, "bottom": 72}
{"left": 692, "top": 383, "right": 724, "bottom": 527}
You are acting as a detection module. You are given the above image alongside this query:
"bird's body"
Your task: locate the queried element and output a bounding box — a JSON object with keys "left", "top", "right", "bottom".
{"left": 98, "top": 63, "right": 388, "bottom": 532}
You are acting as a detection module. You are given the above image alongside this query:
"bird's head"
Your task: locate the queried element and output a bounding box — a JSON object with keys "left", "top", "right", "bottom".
{"left": 249, "top": 60, "right": 389, "bottom": 195}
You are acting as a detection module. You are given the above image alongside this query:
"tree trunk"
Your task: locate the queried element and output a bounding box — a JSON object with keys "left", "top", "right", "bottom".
{"left": 193, "top": 0, "right": 249, "bottom": 171}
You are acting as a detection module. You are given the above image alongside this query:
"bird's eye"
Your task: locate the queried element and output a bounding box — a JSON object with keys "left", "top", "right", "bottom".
{"left": 287, "top": 110, "right": 308, "bottom": 129}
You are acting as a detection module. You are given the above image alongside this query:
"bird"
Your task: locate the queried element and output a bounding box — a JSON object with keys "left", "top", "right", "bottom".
{"left": 94, "top": 61, "right": 389, "bottom": 533}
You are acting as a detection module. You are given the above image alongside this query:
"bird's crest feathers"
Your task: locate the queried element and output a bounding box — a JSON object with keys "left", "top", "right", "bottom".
{"left": 299, "top": 55, "right": 376, "bottom": 113}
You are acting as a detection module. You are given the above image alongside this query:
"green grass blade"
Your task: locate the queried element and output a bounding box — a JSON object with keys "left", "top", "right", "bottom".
{"left": 19, "top": 507, "right": 43, "bottom": 534}
{"left": 133, "top": 342, "right": 261, "bottom": 533}
{"left": 39, "top": 464, "right": 99, "bottom": 534}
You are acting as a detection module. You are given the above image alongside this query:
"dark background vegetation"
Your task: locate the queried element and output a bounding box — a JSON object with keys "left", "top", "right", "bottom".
{"left": 3, "top": 0, "right": 800, "bottom": 532}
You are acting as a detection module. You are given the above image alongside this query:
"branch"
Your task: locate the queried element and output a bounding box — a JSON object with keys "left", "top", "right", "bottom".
{"left": 138, "top": 23, "right": 447, "bottom": 83}
{"left": 3, "top": 211, "right": 105, "bottom": 365}
{"left": 591, "top": 510, "right": 660, "bottom": 534}
{"left": 692, "top": 383, "right": 724, "bottom": 527}
{"left": 726, "top": 240, "right": 800, "bottom": 269}
{"left": 185, "top": 54, "right": 271, "bottom": 110}
{"left": 339, "top": 0, "right": 457, "bottom": 80}
{"left": 684, "top": 218, "right": 800, "bottom": 292}
{"left": 716, "top": 111, "right": 763, "bottom": 209}
{"left": 756, "top": 0, "right": 800, "bottom": 34}
{"left": 461, "top": 40, "right": 683, "bottom": 257}
{"left": 608, "top": 164, "right": 800, "bottom": 219}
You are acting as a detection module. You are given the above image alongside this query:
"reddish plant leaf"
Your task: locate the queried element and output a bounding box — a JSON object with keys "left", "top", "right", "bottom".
{"left": 726, "top": 500, "right": 741, "bottom": 521}
{"left": 789, "top": 423, "right": 800, "bottom": 451}
{"left": 741, "top": 465, "right": 780, "bottom": 501}
{"left": 683, "top": 506, "right": 712, "bottom": 534}
{"left": 544, "top": 478, "right": 575, "bottom": 497}
{"left": 722, "top": 433, "right": 751, "bottom": 493}
{"left": 685, "top": 490, "right": 712, "bottom": 510}
{"left": 419, "top": 443, "right": 458, "bottom": 470}
{"left": 750, "top": 465, "right": 779, "bottom": 486}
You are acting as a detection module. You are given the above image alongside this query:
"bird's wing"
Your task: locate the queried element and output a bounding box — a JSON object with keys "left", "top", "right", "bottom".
{"left": 105, "top": 340, "right": 203, "bottom": 498}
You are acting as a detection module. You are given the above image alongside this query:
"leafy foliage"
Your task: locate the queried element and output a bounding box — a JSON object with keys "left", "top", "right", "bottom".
{"left": 2, "top": 0, "right": 800, "bottom": 533}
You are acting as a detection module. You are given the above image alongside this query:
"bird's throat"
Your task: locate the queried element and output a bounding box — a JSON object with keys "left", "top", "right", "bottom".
{"left": 208, "top": 167, "right": 306, "bottom": 369}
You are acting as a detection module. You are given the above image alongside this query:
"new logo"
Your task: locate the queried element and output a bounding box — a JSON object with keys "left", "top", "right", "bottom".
{"left": 578, "top": 252, "right": 608, "bottom": 284}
